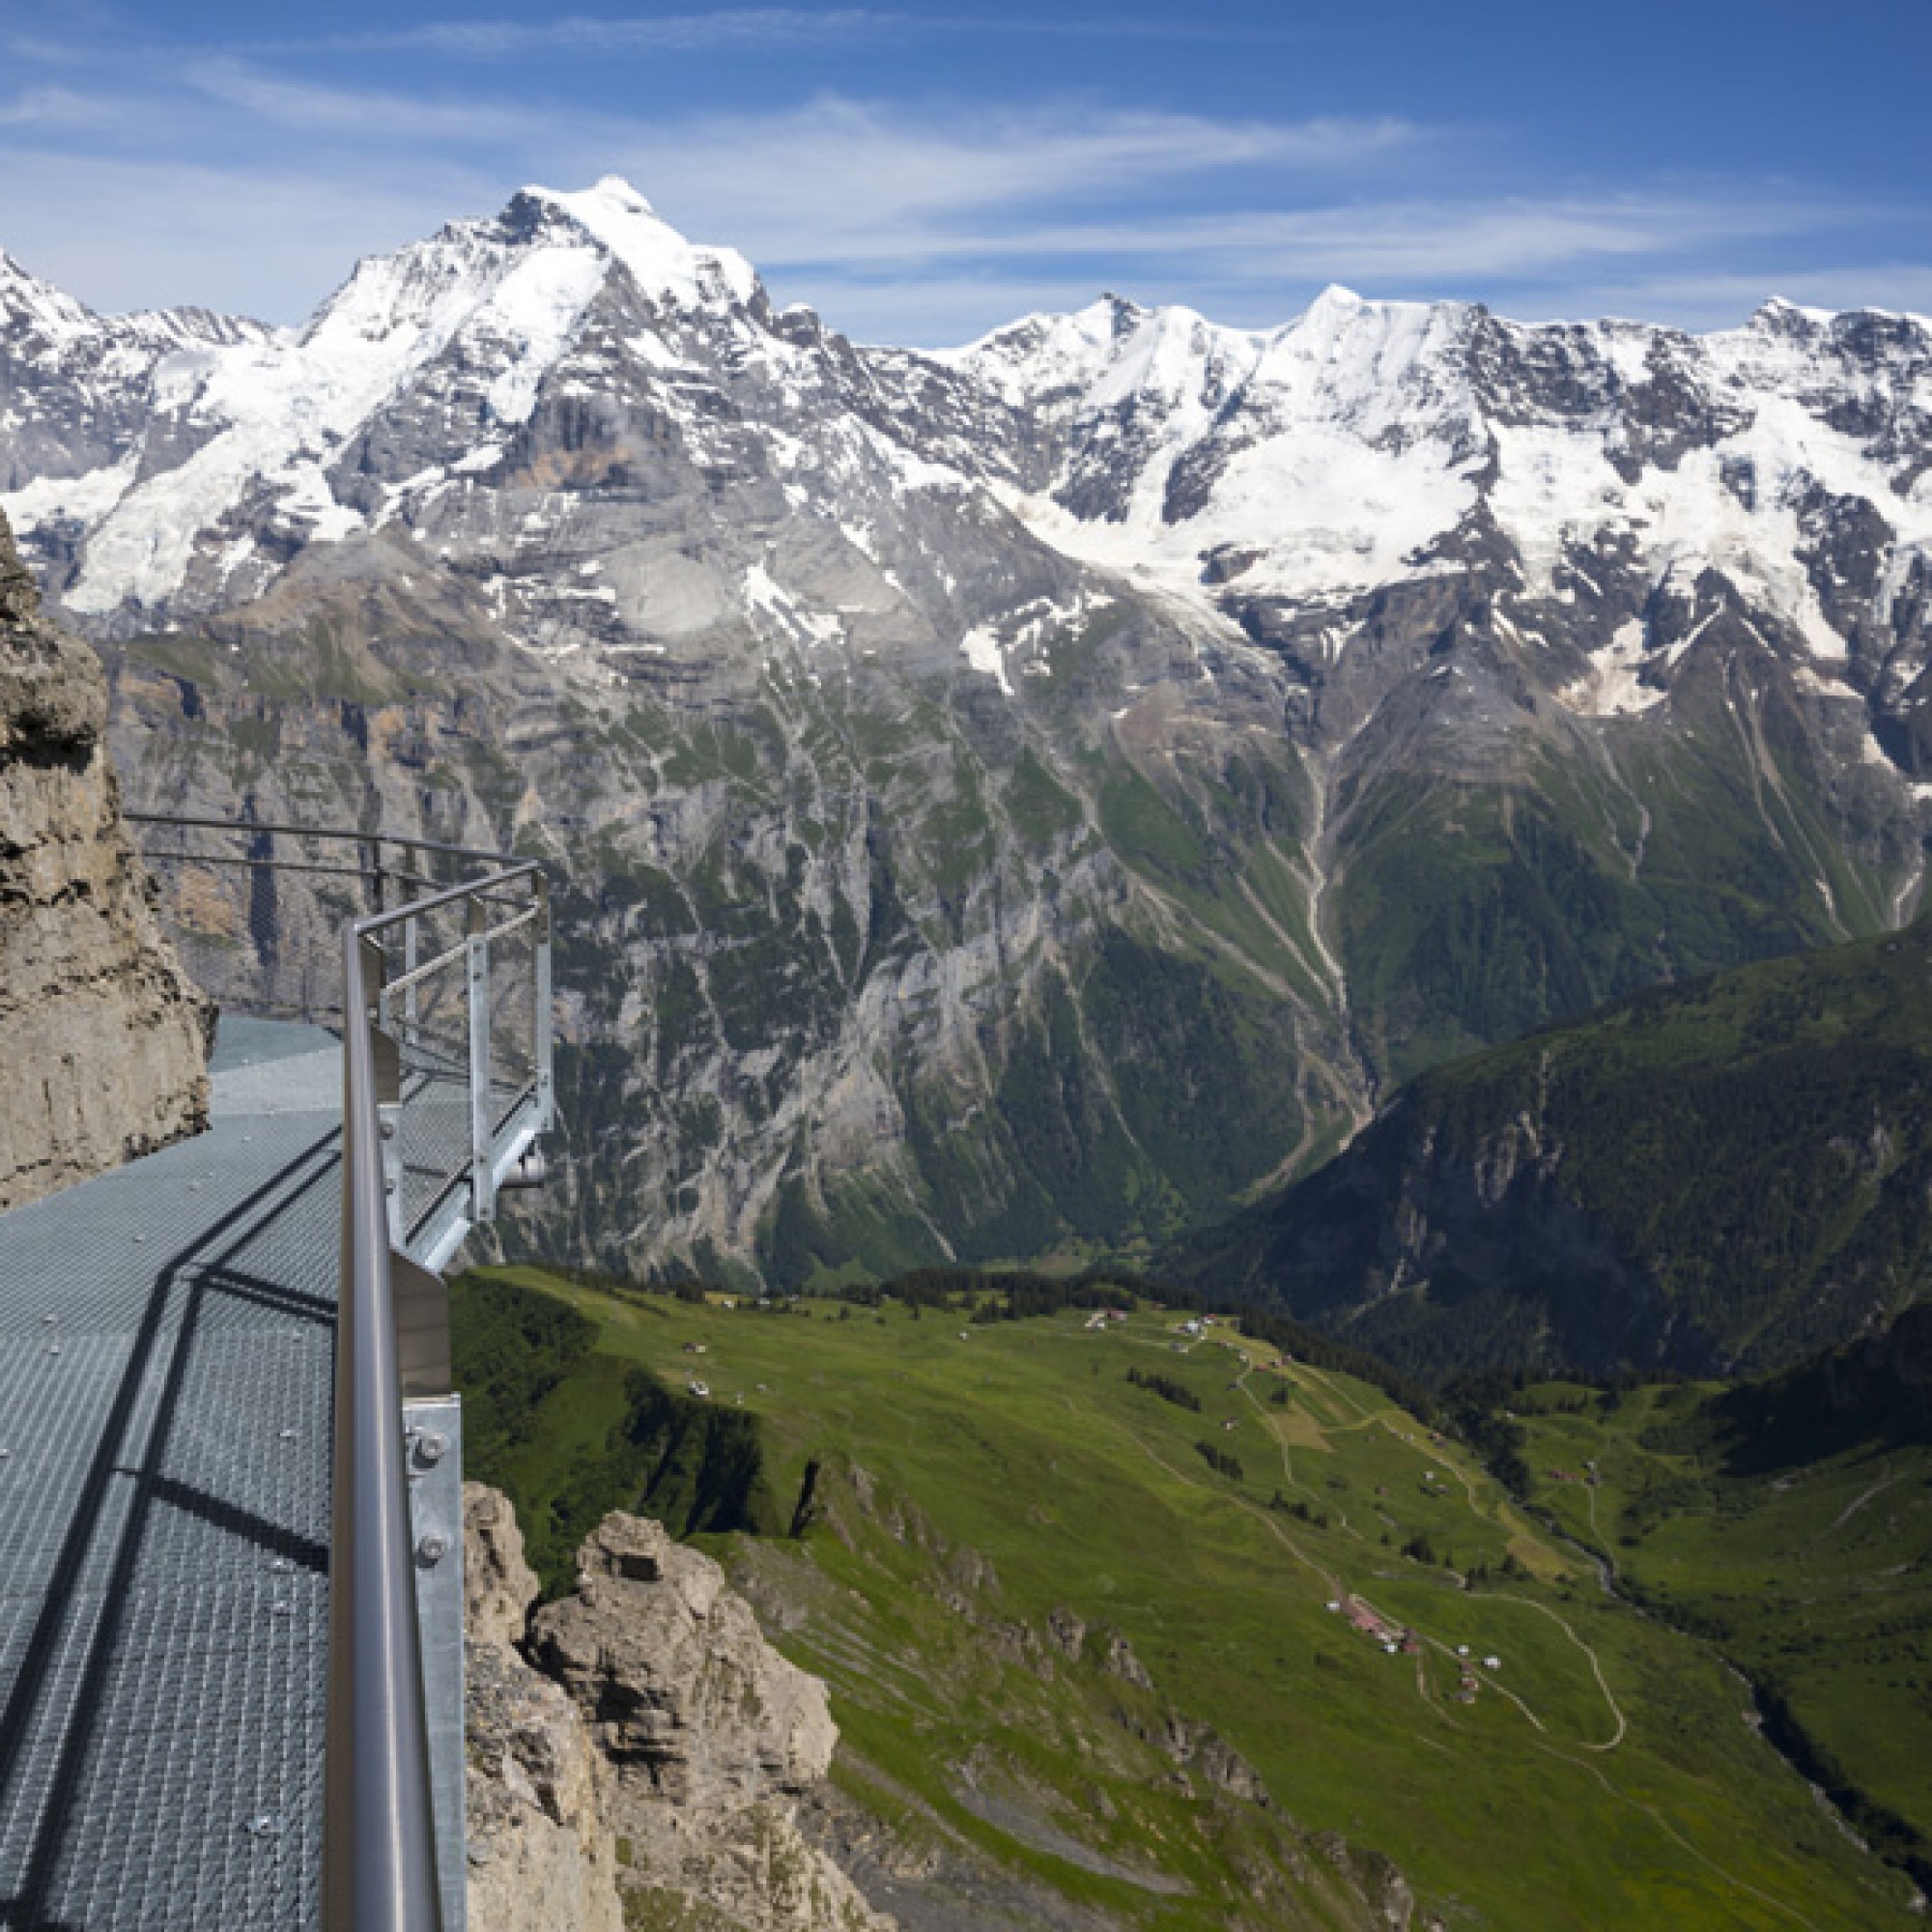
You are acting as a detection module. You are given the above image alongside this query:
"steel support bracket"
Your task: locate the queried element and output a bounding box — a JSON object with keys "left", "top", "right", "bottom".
{"left": 404, "top": 1395, "right": 467, "bottom": 1932}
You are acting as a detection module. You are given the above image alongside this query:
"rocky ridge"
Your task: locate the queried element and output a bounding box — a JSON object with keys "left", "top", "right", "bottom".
{"left": 465, "top": 1484, "right": 891, "bottom": 1932}
{"left": 0, "top": 505, "right": 209, "bottom": 1208}
{"left": 3, "top": 185, "right": 1931, "bottom": 1276}
{"left": 1167, "top": 911, "right": 1932, "bottom": 1379}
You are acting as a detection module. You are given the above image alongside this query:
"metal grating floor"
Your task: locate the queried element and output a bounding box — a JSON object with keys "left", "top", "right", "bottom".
{"left": 0, "top": 1020, "right": 343, "bottom": 1929}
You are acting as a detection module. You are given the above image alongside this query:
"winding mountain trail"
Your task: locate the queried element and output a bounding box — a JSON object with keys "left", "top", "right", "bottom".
{"left": 1537, "top": 1745, "right": 1823, "bottom": 1932}
{"left": 1215, "top": 1339, "right": 1631, "bottom": 1747}
{"left": 1091, "top": 1388, "right": 1605, "bottom": 1750}
{"left": 1488, "top": 1594, "right": 1627, "bottom": 1750}
{"left": 1090, "top": 1369, "right": 1828, "bottom": 1927}
{"left": 1824, "top": 1467, "right": 1910, "bottom": 1541}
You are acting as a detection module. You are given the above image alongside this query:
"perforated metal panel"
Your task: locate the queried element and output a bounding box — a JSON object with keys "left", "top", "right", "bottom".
{"left": 0, "top": 1022, "right": 341, "bottom": 1928}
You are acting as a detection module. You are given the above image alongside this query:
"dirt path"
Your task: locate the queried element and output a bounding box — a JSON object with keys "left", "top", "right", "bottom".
{"left": 1487, "top": 1594, "right": 1628, "bottom": 1750}
{"left": 1094, "top": 1401, "right": 1583, "bottom": 1745}
{"left": 1233, "top": 1365, "right": 1361, "bottom": 1533}
{"left": 1106, "top": 1362, "right": 1633, "bottom": 1753}
{"left": 1087, "top": 1341, "right": 1846, "bottom": 1923}
{"left": 1824, "top": 1466, "right": 1909, "bottom": 1540}
{"left": 1536, "top": 1744, "right": 1820, "bottom": 1931}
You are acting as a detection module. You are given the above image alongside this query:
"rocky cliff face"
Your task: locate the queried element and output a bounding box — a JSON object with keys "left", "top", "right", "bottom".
{"left": 466, "top": 1487, "right": 890, "bottom": 1932}
{"left": 5, "top": 186, "right": 1932, "bottom": 1276}
{"left": 0, "top": 507, "right": 209, "bottom": 1209}
{"left": 1170, "top": 913, "right": 1932, "bottom": 1380}
{"left": 465, "top": 1484, "right": 625, "bottom": 1932}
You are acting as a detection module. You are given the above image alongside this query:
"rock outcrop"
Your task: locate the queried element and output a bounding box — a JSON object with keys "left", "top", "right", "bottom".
{"left": 466, "top": 1491, "right": 892, "bottom": 1932}
{"left": 0, "top": 507, "right": 209, "bottom": 1210}
{"left": 464, "top": 1484, "right": 625, "bottom": 1932}
{"left": 531, "top": 1512, "right": 894, "bottom": 1931}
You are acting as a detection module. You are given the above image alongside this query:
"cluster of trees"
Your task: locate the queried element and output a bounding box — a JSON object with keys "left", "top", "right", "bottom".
{"left": 1236, "top": 1307, "right": 1435, "bottom": 1417}
{"left": 1462, "top": 1552, "right": 1530, "bottom": 1586}
{"left": 1195, "top": 1440, "right": 1245, "bottom": 1481}
{"left": 968, "top": 1269, "right": 1145, "bottom": 1322}
{"left": 1750, "top": 1669, "right": 1931, "bottom": 1888}
{"left": 451, "top": 1273, "right": 785, "bottom": 1593}
{"left": 1126, "top": 1367, "right": 1202, "bottom": 1412}
{"left": 1269, "top": 1492, "right": 1330, "bottom": 1528}
{"left": 453, "top": 1276, "right": 599, "bottom": 1470}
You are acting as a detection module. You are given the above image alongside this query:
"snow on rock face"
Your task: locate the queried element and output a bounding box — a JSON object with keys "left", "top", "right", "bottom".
{"left": 950, "top": 279, "right": 1932, "bottom": 676}
{"left": 960, "top": 288, "right": 1486, "bottom": 604}
{"left": 4, "top": 179, "right": 1932, "bottom": 729}
{"left": 530, "top": 177, "right": 758, "bottom": 313}
{"left": 1554, "top": 616, "right": 1669, "bottom": 718}
{"left": 4, "top": 178, "right": 776, "bottom": 618}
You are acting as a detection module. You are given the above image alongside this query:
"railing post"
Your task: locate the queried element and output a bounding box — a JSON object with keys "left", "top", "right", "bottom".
{"left": 326, "top": 936, "right": 444, "bottom": 1932}
{"left": 468, "top": 899, "right": 495, "bottom": 1226}
{"left": 404, "top": 906, "right": 421, "bottom": 1057}
{"left": 366, "top": 933, "right": 409, "bottom": 1250}
{"left": 534, "top": 872, "right": 554, "bottom": 1132}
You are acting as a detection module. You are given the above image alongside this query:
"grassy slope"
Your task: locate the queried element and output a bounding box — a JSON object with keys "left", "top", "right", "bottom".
{"left": 1171, "top": 914, "right": 1932, "bottom": 1380}
{"left": 455, "top": 1265, "right": 1918, "bottom": 1931}
{"left": 1514, "top": 1372, "right": 1932, "bottom": 1886}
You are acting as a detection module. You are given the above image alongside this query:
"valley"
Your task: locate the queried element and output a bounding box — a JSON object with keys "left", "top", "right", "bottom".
{"left": 452, "top": 1265, "right": 1921, "bottom": 1929}
{"left": 1511, "top": 1327, "right": 1932, "bottom": 1889}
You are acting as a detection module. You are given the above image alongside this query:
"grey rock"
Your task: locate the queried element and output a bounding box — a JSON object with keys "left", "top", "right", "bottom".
{"left": 464, "top": 1487, "right": 625, "bottom": 1932}
{"left": 1098, "top": 1632, "right": 1153, "bottom": 1691}
{"left": 0, "top": 507, "right": 210, "bottom": 1209}
{"left": 529, "top": 1511, "right": 895, "bottom": 1931}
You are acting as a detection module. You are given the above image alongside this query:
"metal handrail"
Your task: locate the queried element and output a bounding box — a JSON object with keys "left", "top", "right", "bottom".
{"left": 326, "top": 859, "right": 548, "bottom": 1932}
{"left": 126, "top": 810, "right": 522, "bottom": 867}
{"left": 327, "top": 922, "right": 443, "bottom": 1930}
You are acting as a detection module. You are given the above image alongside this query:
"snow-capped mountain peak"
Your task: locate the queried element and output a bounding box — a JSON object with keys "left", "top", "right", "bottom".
{"left": 5, "top": 179, "right": 1932, "bottom": 724}
{"left": 525, "top": 175, "right": 759, "bottom": 312}
{"left": 0, "top": 249, "right": 99, "bottom": 351}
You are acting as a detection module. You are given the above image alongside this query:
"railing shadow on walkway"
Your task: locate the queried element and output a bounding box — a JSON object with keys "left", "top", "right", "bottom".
{"left": 0, "top": 1125, "right": 342, "bottom": 1930}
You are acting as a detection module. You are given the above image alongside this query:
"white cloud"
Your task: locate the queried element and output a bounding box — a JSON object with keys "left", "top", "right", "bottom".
{"left": 184, "top": 60, "right": 544, "bottom": 144}
{"left": 240, "top": 9, "right": 902, "bottom": 58}
{"left": 589, "top": 99, "right": 1422, "bottom": 262}
{"left": 0, "top": 85, "right": 118, "bottom": 128}
{"left": 0, "top": 34, "right": 1916, "bottom": 345}
{"left": 0, "top": 145, "right": 494, "bottom": 320}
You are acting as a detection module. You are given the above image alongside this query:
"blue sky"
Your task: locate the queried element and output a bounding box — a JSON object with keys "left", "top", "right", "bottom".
{"left": 0, "top": 0, "right": 1926, "bottom": 343}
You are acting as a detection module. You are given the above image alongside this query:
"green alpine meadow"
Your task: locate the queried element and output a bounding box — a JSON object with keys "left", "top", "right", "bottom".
{"left": 451, "top": 1264, "right": 1927, "bottom": 1930}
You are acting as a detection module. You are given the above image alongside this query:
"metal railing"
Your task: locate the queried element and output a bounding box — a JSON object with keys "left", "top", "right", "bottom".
{"left": 129, "top": 814, "right": 553, "bottom": 1271}
{"left": 130, "top": 813, "right": 555, "bottom": 1932}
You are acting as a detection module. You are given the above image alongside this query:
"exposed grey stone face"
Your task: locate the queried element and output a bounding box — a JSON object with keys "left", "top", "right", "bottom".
{"left": 3, "top": 185, "right": 1931, "bottom": 1275}
{"left": 468, "top": 1485, "right": 889, "bottom": 1932}
{"left": 464, "top": 1484, "right": 627, "bottom": 1932}
{"left": 0, "top": 506, "right": 210, "bottom": 1210}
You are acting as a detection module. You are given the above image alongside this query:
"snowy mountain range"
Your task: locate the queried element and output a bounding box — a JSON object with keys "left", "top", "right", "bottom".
{"left": 5, "top": 177, "right": 1931, "bottom": 1278}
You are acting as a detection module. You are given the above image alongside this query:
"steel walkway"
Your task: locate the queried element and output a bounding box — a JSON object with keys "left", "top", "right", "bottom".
{"left": 0, "top": 1018, "right": 343, "bottom": 1929}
